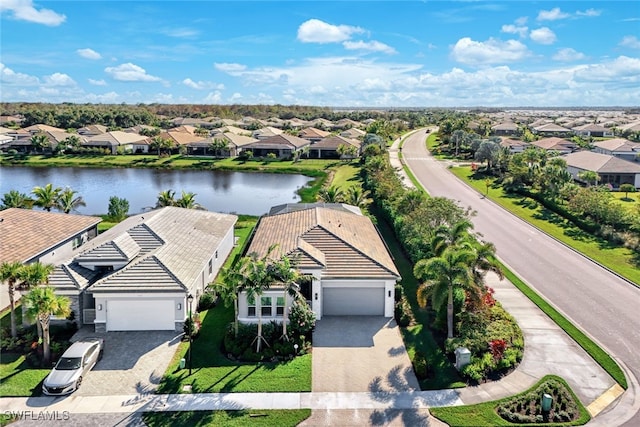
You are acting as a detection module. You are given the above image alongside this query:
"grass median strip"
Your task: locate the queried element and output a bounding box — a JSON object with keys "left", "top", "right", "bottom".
{"left": 142, "top": 409, "right": 311, "bottom": 427}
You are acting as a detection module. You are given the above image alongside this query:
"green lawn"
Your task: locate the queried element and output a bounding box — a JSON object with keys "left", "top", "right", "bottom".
{"left": 610, "top": 191, "right": 639, "bottom": 214}
{"left": 330, "top": 163, "right": 361, "bottom": 190}
{"left": 142, "top": 409, "right": 311, "bottom": 427}
{"left": 0, "top": 352, "right": 49, "bottom": 397}
{"left": 157, "top": 305, "right": 311, "bottom": 394}
{"left": 430, "top": 375, "right": 590, "bottom": 426}
{"left": 449, "top": 167, "right": 640, "bottom": 286}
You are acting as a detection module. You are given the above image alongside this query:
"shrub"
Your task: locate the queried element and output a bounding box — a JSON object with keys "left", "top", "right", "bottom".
{"left": 197, "top": 291, "right": 217, "bottom": 312}
{"left": 394, "top": 296, "right": 413, "bottom": 327}
{"left": 288, "top": 297, "right": 316, "bottom": 338}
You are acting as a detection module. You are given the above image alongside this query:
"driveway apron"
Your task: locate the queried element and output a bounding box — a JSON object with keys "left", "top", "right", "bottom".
{"left": 311, "top": 316, "right": 419, "bottom": 393}
{"left": 70, "top": 329, "right": 181, "bottom": 396}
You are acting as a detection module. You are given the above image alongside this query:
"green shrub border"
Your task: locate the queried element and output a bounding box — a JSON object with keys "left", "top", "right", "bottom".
{"left": 499, "top": 261, "right": 627, "bottom": 389}
{"left": 430, "top": 375, "right": 591, "bottom": 426}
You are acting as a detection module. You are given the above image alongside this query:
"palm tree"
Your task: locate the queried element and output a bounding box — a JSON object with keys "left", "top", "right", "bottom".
{"left": 1, "top": 190, "right": 33, "bottom": 209}
{"left": 23, "top": 286, "right": 71, "bottom": 365}
{"left": 317, "top": 185, "right": 344, "bottom": 203}
{"left": 429, "top": 219, "right": 474, "bottom": 258}
{"left": 208, "top": 139, "right": 228, "bottom": 157}
{"left": 578, "top": 170, "right": 600, "bottom": 187}
{"left": 343, "top": 187, "right": 372, "bottom": 210}
{"left": 150, "top": 136, "right": 173, "bottom": 157}
{"left": 32, "top": 184, "right": 61, "bottom": 212}
{"left": 62, "top": 135, "right": 82, "bottom": 153}
{"left": 469, "top": 241, "right": 504, "bottom": 288}
{"left": 214, "top": 257, "right": 251, "bottom": 338}
{"left": 243, "top": 252, "right": 271, "bottom": 353}
{"left": 414, "top": 247, "right": 476, "bottom": 339}
{"left": 0, "top": 261, "right": 24, "bottom": 337}
{"left": 156, "top": 189, "right": 176, "bottom": 208}
{"left": 56, "top": 187, "right": 86, "bottom": 214}
{"left": 30, "top": 133, "right": 50, "bottom": 153}
{"left": 175, "top": 191, "right": 203, "bottom": 209}
{"left": 267, "top": 255, "right": 301, "bottom": 341}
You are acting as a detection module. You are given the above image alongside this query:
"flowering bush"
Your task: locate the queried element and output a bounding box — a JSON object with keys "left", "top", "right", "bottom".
{"left": 288, "top": 297, "right": 316, "bottom": 338}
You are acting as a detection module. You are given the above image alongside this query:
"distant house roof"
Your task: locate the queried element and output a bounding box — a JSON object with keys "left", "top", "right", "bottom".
{"left": 593, "top": 138, "right": 639, "bottom": 153}
{"left": 252, "top": 127, "right": 284, "bottom": 139}
{"left": 340, "top": 128, "right": 366, "bottom": 139}
{"left": 160, "top": 130, "right": 205, "bottom": 146}
{"left": 564, "top": 151, "right": 640, "bottom": 174}
{"left": 84, "top": 131, "right": 148, "bottom": 147}
{"left": 313, "top": 135, "right": 361, "bottom": 150}
{"left": 572, "top": 123, "right": 609, "bottom": 132}
{"left": 247, "top": 206, "right": 400, "bottom": 279}
{"left": 0, "top": 208, "right": 101, "bottom": 264}
{"left": 269, "top": 203, "right": 362, "bottom": 216}
{"left": 212, "top": 125, "right": 251, "bottom": 136}
{"left": 52, "top": 207, "right": 237, "bottom": 293}
{"left": 244, "top": 134, "right": 311, "bottom": 150}
{"left": 22, "top": 124, "right": 65, "bottom": 134}
{"left": 298, "top": 127, "right": 331, "bottom": 140}
{"left": 78, "top": 124, "right": 108, "bottom": 135}
{"left": 491, "top": 122, "right": 519, "bottom": 131}
{"left": 499, "top": 138, "right": 529, "bottom": 148}
{"left": 533, "top": 123, "right": 572, "bottom": 133}
{"left": 531, "top": 137, "right": 576, "bottom": 152}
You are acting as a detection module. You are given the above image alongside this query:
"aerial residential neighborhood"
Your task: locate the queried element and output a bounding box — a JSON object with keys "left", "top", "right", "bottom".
{"left": 2, "top": 0, "right": 640, "bottom": 426}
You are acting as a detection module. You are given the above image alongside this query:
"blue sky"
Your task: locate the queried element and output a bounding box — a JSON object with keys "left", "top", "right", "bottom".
{"left": 1, "top": 1, "right": 639, "bottom": 107}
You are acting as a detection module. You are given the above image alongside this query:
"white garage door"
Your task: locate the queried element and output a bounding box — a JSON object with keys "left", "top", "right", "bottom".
{"left": 106, "top": 299, "right": 175, "bottom": 331}
{"left": 323, "top": 288, "right": 384, "bottom": 316}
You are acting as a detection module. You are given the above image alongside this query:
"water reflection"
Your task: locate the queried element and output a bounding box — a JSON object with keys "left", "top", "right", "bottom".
{"left": 1, "top": 166, "right": 312, "bottom": 216}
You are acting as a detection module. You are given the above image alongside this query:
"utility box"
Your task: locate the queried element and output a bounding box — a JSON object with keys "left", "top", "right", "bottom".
{"left": 541, "top": 393, "right": 553, "bottom": 412}
{"left": 179, "top": 358, "right": 186, "bottom": 369}
{"left": 455, "top": 347, "right": 471, "bottom": 370}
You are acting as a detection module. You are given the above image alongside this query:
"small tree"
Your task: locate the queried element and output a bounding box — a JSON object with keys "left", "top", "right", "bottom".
{"left": 0, "top": 261, "right": 24, "bottom": 338}
{"left": 23, "top": 286, "right": 71, "bottom": 365}
{"left": 107, "top": 196, "right": 129, "bottom": 222}
{"left": 620, "top": 183, "right": 636, "bottom": 200}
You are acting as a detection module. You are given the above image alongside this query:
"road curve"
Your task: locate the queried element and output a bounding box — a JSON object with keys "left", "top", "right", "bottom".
{"left": 401, "top": 129, "right": 640, "bottom": 426}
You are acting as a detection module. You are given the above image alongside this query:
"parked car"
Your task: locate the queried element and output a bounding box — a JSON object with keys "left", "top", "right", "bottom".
{"left": 42, "top": 337, "right": 104, "bottom": 396}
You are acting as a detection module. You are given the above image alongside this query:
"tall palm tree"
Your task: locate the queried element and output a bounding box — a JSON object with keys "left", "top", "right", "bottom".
{"left": 429, "top": 219, "right": 474, "bottom": 258}
{"left": 1, "top": 190, "right": 33, "bottom": 209}
{"left": 469, "top": 241, "right": 504, "bottom": 288}
{"left": 0, "top": 261, "right": 24, "bottom": 337}
{"left": 19, "top": 262, "right": 55, "bottom": 345}
{"left": 214, "top": 257, "right": 251, "bottom": 338}
{"left": 414, "top": 247, "right": 476, "bottom": 339}
{"left": 23, "top": 287, "right": 71, "bottom": 365}
{"left": 267, "top": 254, "right": 301, "bottom": 341}
{"left": 243, "top": 252, "right": 271, "bottom": 353}
{"left": 32, "top": 184, "right": 61, "bottom": 212}
{"left": 56, "top": 187, "right": 86, "bottom": 214}
{"left": 209, "top": 139, "right": 228, "bottom": 157}
{"left": 156, "top": 189, "right": 176, "bottom": 208}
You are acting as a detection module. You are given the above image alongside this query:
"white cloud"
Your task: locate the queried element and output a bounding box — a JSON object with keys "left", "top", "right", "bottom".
{"left": 203, "top": 91, "right": 222, "bottom": 103}
{"left": 164, "top": 28, "right": 198, "bottom": 38}
{"left": 104, "top": 63, "right": 161, "bottom": 82}
{"left": 214, "top": 63, "right": 247, "bottom": 75}
{"left": 43, "top": 72, "right": 75, "bottom": 86}
{"left": 501, "top": 24, "right": 528, "bottom": 38}
{"left": 450, "top": 37, "right": 530, "bottom": 65}
{"left": 0, "top": 0, "right": 66, "bottom": 26}
{"left": 530, "top": 27, "right": 557, "bottom": 45}
{"left": 573, "top": 56, "right": 640, "bottom": 83}
{"left": 88, "top": 78, "right": 107, "bottom": 86}
{"left": 515, "top": 16, "right": 528, "bottom": 26}
{"left": 576, "top": 9, "right": 601, "bottom": 17}
{"left": 0, "top": 62, "right": 39, "bottom": 85}
{"left": 552, "top": 48, "right": 586, "bottom": 62}
{"left": 342, "top": 40, "right": 396, "bottom": 54}
{"left": 182, "top": 78, "right": 224, "bottom": 90}
{"left": 620, "top": 35, "right": 640, "bottom": 49}
{"left": 297, "top": 19, "right": 364, "bottom": 43}
{"left": 77, "top": 48, "right": 102, "bottom": 60}
{"left": 537, "top": 8, "right": 570, "bottom": 21}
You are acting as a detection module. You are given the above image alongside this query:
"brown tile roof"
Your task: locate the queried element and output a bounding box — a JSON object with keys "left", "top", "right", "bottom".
{"left": 0, "top": 208, "right": 101, "bottom": 263}
{"left": 593, "top": 138, "right": 639, "bottom": 152}
{"left": 247, "top": 207, "right": 400, "bottom": 279}
{"left": 565, "top": 151, "right": 640, "bottom": 173}
{"left": 313, "top": 135, "right": 361, "bottom": 150}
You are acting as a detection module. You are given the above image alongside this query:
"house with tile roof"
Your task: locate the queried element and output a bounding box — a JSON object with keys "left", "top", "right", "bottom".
{"left": 592, "top": 138, "right": 640, "bottom": 162}
{"left": 238, "top": 204, "right": 400, "bottom": 322}
{"left": 572, "top": 123, "right": 614, "bottom": 138}
{"left": 243, "top": 134, "right": 311, "bottom": 159}
{"left": 0, "top": 209, "right": 100, "bottom": 311}
{"left": 298, "top": 127, "right": 331, "bottom": 143}
{"left": 531, "top": 137, "right": 577, "bottom": 154}
{"left": 83, "top": 131, "right": 149, "bottom": 154}
{"left": 564, "top": 151, "right": 640, "bottom": 189}
{"left": 308, "top": 135, "right": 361, "bottom": 159}
{"left": 47, "top": 207, "right": 237, "bottom": 332}
{"left": 186, "top": 133, "right": 258, "bottom": 157}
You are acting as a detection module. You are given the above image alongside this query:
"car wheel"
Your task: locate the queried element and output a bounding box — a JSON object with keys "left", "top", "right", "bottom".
{"left": 76, "top": 376, "right": 82, "bottom": 389}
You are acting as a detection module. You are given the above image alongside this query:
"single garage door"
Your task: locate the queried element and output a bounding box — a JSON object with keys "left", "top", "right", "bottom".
{"left": 106, "top": 299, "right": 175, "bottom": 331}
{"left": 323, "top": 288, "right": 384, "bottom": 316}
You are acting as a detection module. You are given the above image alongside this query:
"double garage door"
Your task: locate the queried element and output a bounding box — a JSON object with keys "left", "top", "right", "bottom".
{"left": 106, "top": 299, "right": 175, "bottom": 331}
{"left": 323, "top": 287, "right": 384, "bottom": 316}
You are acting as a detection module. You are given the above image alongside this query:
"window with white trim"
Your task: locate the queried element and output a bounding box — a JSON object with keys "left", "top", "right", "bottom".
{"left": 248, "top": 295, "right": 256, "bottom": 317}
{"left": 261, "top": 296, "right": 272, "bottom": 317}
{"left": 276, "top": 297, "right": 285, "bottom": 317}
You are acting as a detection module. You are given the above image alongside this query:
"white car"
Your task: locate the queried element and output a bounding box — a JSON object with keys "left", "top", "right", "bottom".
{"left": 42, "top": 338, "right": 104, "bottom": 396}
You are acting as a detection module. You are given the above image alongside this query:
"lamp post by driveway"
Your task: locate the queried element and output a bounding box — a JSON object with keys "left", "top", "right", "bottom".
{"left": 187, "top": 293, "right": 194, "bottom": 376}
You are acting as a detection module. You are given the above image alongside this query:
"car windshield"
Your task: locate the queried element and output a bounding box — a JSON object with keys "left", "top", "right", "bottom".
{"left": 55, "top": 357, "right": 82, "bottom": 370}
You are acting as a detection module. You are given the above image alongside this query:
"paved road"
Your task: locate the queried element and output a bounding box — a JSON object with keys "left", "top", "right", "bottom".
{"left": 401, "top": 129, "right": 640, "bottom": 426}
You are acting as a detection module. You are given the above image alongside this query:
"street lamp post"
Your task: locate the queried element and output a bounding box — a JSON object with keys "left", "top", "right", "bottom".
{"left": 187, "top": 293, "right": 194, "bottom": 376}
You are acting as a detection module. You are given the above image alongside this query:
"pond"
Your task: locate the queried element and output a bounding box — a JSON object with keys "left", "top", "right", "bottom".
{"left": 0, "top": 166, "right": 313, "bottom": 216}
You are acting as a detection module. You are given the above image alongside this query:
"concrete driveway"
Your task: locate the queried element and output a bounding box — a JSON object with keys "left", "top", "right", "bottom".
{"left": 70, "top": 328, "right": 182, "bottom": 396}
{"left": 311, "top": 316, "right": 419, "bottom": 393}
